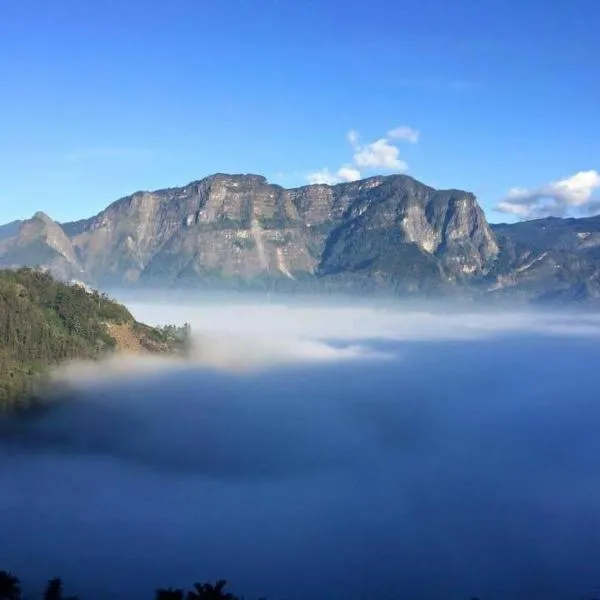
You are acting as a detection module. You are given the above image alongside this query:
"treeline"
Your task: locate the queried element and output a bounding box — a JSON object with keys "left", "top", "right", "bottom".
{"left": 0, "top": 571, "right": 241, "bottom": 600}
{"left": 0, "top": 268, "right": 189, "bottom": 407}
{"left": 138, "top": 322, "right": 193, "bottom": 353}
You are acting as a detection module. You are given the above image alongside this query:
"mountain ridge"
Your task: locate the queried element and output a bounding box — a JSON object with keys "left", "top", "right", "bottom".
{"left": 2, "top": 172, "right": 600, "bottom": 303}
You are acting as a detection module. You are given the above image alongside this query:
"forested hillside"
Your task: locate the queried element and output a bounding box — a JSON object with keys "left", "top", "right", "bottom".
{"left": 0, "top": 268, "right": 189, "bottom": 407}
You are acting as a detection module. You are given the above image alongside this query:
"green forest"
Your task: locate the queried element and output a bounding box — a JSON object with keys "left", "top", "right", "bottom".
{"left": 0, "top": 268, "right": 190, "bottom": 408}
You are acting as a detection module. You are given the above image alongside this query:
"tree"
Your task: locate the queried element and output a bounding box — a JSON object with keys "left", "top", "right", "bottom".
{"left": 186, "top": 580, "right": 235, "bottom": 600}
{"left": 0, "top": 571, "right": 21, "bottom": 600}
{"left": 44, "top": 578, "right": 63, "bottom": 600}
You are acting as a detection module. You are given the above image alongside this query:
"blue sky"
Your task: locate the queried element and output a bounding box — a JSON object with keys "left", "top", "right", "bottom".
{"left": 1, "top": 0, "right": 599, "bottom": 224}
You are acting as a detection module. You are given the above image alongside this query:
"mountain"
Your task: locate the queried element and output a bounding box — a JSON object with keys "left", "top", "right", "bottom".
{"left": 0, "top": 267, "right": 190, "bottom": 408}
{"left": 0, "top": 212, "right": 83, "bottom": 280}
{"left": 1, "top": 172, "right": 599, "bottom": 303}
{"left": 489, "top": 216, "right": 600, "bottom": 302}
{"left": 0, "top": 173, "right": 499, "bottom": 293}
{"left": 0, "top": 220, "right": 21, "bottom": 241}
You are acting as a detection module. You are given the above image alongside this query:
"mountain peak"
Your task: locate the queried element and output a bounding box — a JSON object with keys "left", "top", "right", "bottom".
{"left": 206, "top": 173, "right": 269, "bottom": 186}
{"left": 0, "top": 211, "right": 82, "bottom": 278}
{"left": 32, "top": 211, "right": 55, "bottom": 224}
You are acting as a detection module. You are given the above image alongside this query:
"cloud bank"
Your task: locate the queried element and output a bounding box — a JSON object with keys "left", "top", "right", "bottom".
{"left": 496, "top": 170, "right": 600, "bottom": 219}
{"left": 307, "top": 125, "right": 419, "bottom": 185}
{"left": 45, "top": 300, "right": 600, "bottom": 400}
{"left": 126, "top": 300, "right": 600, "bottom": 346}
{"left": 4, "top": 306, "right": 600, "bottom": 600}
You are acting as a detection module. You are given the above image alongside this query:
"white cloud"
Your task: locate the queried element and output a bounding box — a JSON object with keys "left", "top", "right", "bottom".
{"left": 307, "top": 125, "right": 418, "bottom": 185}
{"left": 347, "top": 130, "right": 360, "bottom": 148}
{"left": 353, "top": 138, "right": 408, "bottom": 171}
{"left": 307, "top": 166, "right": 362, "bottom": 186}
{"left": 387, "top": 126, "right": 420, "bottom": 143}
{"left": 336, "top": 166, "right": 362, "bottom": 182}
{"left": 550, "top": 171, "right": 600, "bottom": 205}
{"left": 495, "top": 201, "right": 530, "bottom": 217}
{"left": 496, "top": 170, "right": 600, "bottom": 219}
{"left": 307, "top": 169, "right": 340, "bottom": 185}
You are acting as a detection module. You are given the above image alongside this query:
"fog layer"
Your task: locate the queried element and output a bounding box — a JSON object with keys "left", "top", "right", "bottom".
{"left": 2, "top": 302, "right": 600, "bottom": 600}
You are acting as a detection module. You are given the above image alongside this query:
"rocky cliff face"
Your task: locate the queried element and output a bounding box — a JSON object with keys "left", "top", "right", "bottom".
{"left": 56, "top": 173, "right": 498, "bottom": 290}
{"left": 314, "top": 176, "right": 498, "bottom": 292}
{"left": 5, "top": 172, "right": 598, "bottom": 302}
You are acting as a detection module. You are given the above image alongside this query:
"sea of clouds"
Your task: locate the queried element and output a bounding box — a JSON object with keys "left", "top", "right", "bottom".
{"left": 2, "top": 297, "right": 600, "bottom": 600}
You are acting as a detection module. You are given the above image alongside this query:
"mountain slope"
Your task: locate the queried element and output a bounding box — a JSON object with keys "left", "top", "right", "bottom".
{"left": 488, "top": 217, "right": 600, "bottom": 302}
{"left": 0, "top": 220, "right": 21, "bottom": 241}
{"left": 492, "top": 215, "right": 600, "bottom": 256}
{"left": 0, "top": 268, "right": 189, "bottom": 408}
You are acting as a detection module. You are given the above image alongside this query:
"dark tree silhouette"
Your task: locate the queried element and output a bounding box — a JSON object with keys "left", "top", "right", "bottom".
{"left": 0, "top": 569, "right": 502, "bottom": 600}
{"left": 186, "top": 580, "right": 235, "bottom": 600}
{"left": 156, "top": 589, "right": 185, "bottom": 600}
{"left": 0, "top": 572, "right": 21, "bottom": 600}
{"left": 44, "top": 578, "right": 63, "bottom": 600}
{"left": 42, "top": 576, "right": 78, "bottom": 600}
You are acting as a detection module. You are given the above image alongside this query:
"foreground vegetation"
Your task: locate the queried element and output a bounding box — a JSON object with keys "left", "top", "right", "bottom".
{"left": 0, "top": 571, "right": 241, "bottom": 600}
{"left": 2, "top": 570, "right": 593, "bottom": 600}
{"left": 0, "top": 268, "right": 190, "bottom": 408}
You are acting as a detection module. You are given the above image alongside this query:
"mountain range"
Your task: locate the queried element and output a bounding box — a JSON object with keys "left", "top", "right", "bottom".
{"left": 2, "top": 173, "right": 600, "bottom": 303}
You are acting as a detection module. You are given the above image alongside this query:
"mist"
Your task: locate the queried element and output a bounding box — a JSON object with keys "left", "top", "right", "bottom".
{"left": 2, "top": 298, "right": 600, "bottom": 600}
